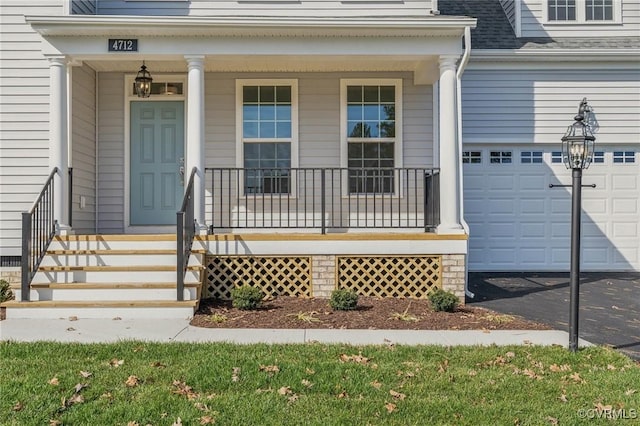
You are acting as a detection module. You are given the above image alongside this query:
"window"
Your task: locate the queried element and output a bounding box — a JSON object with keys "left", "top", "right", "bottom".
{"left": 613, "top": 151, "right": 636, "bottom": 164}
{"left": 462, "top": 151, "right": 482, "bottom": 164}
{"left": 551, "top": 151, "right": 566, "bottom": 164}
{"left": 490, "top": 151, "right": 512, "bottom": 164}
{"left": 592, "top": 151, "right": 605, "bottom": 163}
{"left": 586, "top": 0, "right": 613, "bottom": 21}
{"left": 237, "top": 80, "right": 298, "bottom": 194}
{"left": 521, "top": 151, "right": 543, "bottom": 164}
{"left": 547, "top": 0, "right": 618, "bottom": 23}
{"left": 341, "top": 79, "right": 402, "bottom": 194}
{"left": 548, "top": 0, "right": 576, "bottom": 21}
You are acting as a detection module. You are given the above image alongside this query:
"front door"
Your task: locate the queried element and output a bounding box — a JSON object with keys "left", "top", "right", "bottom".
{"left": 130, "top": 101, "right": 184, "bottom": 226}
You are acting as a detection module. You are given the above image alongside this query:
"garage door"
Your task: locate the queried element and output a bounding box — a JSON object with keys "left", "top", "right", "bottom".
{"left": 463, "top": 145, "right": 640, "bottom": 271}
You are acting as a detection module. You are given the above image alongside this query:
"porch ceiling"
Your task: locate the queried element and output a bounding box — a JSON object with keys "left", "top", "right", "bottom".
{"left": 83, "top": 55, "right": 428, "bottom": 73}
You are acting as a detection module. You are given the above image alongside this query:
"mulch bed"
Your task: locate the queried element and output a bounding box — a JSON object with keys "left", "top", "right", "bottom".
{"left": 190, "top": 296, "right": 551, "bottom": 330}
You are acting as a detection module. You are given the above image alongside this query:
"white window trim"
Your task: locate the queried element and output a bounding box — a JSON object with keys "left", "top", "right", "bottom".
{"left": 123, "top": 74, "right": 187, "bottom": 233}
{"left": 235, "top": 79, "right": 299, "bottom": 197}
{"left": 340, "top": 78, "right": 403, "bottom": 197}
{"left": 544, "top": 0, "right": 621, "bottom": 25}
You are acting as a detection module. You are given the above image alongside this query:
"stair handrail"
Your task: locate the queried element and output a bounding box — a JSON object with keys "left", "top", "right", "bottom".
{"left": 176, "top": 167, "right": 198, "bottom": 302}
{"left": 21, "top": 167, "right": 59, "bottom": 302}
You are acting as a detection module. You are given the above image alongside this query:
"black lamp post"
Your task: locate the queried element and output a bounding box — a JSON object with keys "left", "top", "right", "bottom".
{"left": 561, "top": 98, "right": 596, "bottom": 353}
{"left": 135, "top": 61, "right": 153, "bottom": 98}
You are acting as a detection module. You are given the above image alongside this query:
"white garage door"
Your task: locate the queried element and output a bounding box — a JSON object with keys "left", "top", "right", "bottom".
{"left": 463, "top": 145, "right": 640, "bottom": 271}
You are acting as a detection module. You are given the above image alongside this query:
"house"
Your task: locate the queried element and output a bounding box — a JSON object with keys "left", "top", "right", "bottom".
{"left": 0, "top": 0, "right": 638, "bottom": 318}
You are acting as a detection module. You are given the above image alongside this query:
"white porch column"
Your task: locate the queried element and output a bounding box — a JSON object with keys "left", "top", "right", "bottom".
{"left": 185, "top": 55, "right": 207, "bottom": 233}
{"left": 48, "top": 55, "right": 70, "bottom": 233}
{"left": 437, "top": 55, "right": 463, "bottom": 234}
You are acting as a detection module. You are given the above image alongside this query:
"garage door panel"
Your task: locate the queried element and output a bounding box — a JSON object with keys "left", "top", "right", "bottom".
{"left": 520, "top": 222, "right": 546, "bottom": 238}
{"left": 519, "top": 174, "right": 546, "bottom": 190}
{"left": 520, "top": 199, "right": 547, "bottom": 214}
{"left": 488, "top": 199, "right": 515, "bottom": 214}
{"left": 488, "top": 176, "right": 515, "bottom": 190}
{"left": 520, "top": 248, "right": 547, "bottom": 265}
{"left": 582, "top": 247, "right": 609, "bottom": 264}
{"left": 550, "top": 198, "right": 571, "bottom": 214}
{"left": 550, "top": 222, "right": 570, "bottom": 238}
{"left": 612, "top": 199, "right": 638, "bottom": 214}
{"left": 582, "top": 199, "right": 607, "bottom": 214}
{"left": 612, "top": 174, "right": 638, "bottom": 190}
{"left": 613, "top": 222, "right": 638, "bottom": 237}
{"left": 487, "top": 222, "right": 516, "bottom": 238}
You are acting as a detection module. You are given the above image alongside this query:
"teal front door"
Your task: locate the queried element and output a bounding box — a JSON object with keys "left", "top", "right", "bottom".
{"left": 130, "top": 101, "right": 184, "bottom": 226}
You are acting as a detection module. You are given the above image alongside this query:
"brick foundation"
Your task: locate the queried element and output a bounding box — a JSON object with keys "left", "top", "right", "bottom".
{"left": 441, "top": 254, "right": 466, "bottom": 303}
{"left": 311, "top": 255, "right": 336, "bottom": 298}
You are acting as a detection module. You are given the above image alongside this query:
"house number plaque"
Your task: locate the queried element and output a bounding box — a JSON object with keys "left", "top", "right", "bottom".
{"left": 108, "top": 39, "right": 138, "bottom": 52}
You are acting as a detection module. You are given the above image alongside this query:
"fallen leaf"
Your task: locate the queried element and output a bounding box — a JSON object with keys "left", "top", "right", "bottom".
{"left": 79, "top": 371, "right": 92, "bottom": 378}
{"left": 109, "top": 358, "right": 124, "bottom": 368}
{"left": 68, "top": 316, "right": 78, "bottom": 321}
{"left": 546, "top": 416, "right": 558, "bottom": 425}
{"left": 559, "top": 393, "right": 568, "bottom": 403}
{"left": 74, "top": 383, "right": 87, "bottom": 393}
{"left": 68, "top": 394, "right": 84, "bottom": 405}
{"left": 12, "top": 402, "right": 24, "bottom": 411}
{"left": 389, "top": 390, "right": 406, "bottom": 400}
{"left": 200, "top": 416, "right": 215, "bottom": 425}
{"left": 49, "top": 420, "right": 62, "bottom": 426}
{"left": 125, "top": 375, "right": 140, "bottom": 387}
{"left": 594, "top": 402, "right": 613, "bottom": 413}
{"left": 625, "top": 389, "right": 637, "bottom": 396}
{"left": 287, "top": 394, "right": 299, "bottom": 403}
{"left": 278, "top": 386, "right": 292, "bottom": 395}
{"left": 113, "top": 317, "right": 122, "bottom": 320}
{"left": 172, "top": 418, "right": 183, "bottom": 426}
{"left": 259, "top": 365, "right": 280, "bottom": 375}
{"left": 301, "top": 379, "right": 313, "bottom": 388}
{"left": 151, "top": 361, "right": 166, "bottom": 369}
{"left": 231, "top": 367, "right": 240, "bottom": 382}
{"left": 370, "top": 380, "right": 382, "bottom": 389}
{"left": 172, "top": 380, "right": 199, "bottom": 400}
{"left": 468, "top": 370, "right": 477, "bottom": 376}
{"left": 305, "top": 368, "right": 315, "bottom": 375}
{"left": 66, "top": 327, "right": 76, "bottom": 332}
{"left": 438, "top": 359, "right": 449, "bottom": 373}
{"left": 385, "top": 402, "right": 397, "bottom": 413}
{"left": 607, "top": 364, "right": 617, "bottom": 371}
{"left": 505, "top": 352, "right": 516, "bottom": 358}
{"left": 49, "top": 377, "right": 59, "bottom": 386}
{"left": 523, "top": 369, "right": 542, "bottom": 380}
{"left": 133, "top": 345, "right": 146, "bottom": 353}
{"left": 337, "top": 390, "right": 348, "bottom": 399}
{"left": 127, "top": 422, "right": 139, "bottom": 426}
{"left": 569, "top": 372, "right": 585, "bottom": 383}
{"left": 339, "top": 353, "right": 370, "bottom": 364}
{"left": 194, "top": 402, "right": 210, "bottom": 412}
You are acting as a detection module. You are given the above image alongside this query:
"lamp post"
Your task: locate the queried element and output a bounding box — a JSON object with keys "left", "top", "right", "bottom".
{"left": 561, "top": 98, "right": 596, "bottom": 353}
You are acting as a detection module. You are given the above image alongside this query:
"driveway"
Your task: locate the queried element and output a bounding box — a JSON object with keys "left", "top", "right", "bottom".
{"left": 467, "top": 272, "right": 640, "bottom": 360}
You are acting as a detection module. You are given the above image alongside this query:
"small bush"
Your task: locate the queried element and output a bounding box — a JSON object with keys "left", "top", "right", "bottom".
{"left": 231, "top": 285, "right": 264, "bottom": 310}
{"left": 0, "top": 279, "right": 14, "bottom": 303}
{"left": 428, "top": 289, "right": 459, "bottom": 312}
{"left": 329, "top": 289, "right": 359, "bottom": 311}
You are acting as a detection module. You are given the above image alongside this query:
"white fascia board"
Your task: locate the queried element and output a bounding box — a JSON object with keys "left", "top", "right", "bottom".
{"left": 471, "top": 49, "right": 640, "bottom": 63}
{"left": 26, "top": 15, "right": 476, "bottom": 38}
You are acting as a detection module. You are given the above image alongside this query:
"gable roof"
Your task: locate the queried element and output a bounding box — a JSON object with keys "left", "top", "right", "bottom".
{"left": 438, "top": 0, "right": 640, "bottom": 50}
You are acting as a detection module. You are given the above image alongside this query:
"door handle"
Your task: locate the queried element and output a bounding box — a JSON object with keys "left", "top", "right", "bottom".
{"left": 179, "top": 166, "right": 185, "bottom": 184}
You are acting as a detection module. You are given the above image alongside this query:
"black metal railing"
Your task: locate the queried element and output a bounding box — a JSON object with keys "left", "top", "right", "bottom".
{"left": 206, "top": 167, "right": 440, "bottom": 233}
{"left": 68, "top": 167, "right": 73, "bottom": 227}
{"left": 21, "top": 168, "right": 58, "bottom": 301}
{"left": 176, "top": 167, "right": 197, "bottom": 302}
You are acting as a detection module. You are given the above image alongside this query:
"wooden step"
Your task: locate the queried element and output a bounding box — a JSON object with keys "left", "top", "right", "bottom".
{"left": 38, "top": 265, "right": 204, "bottom": 272}
{"left": 27, "top": 282, "right": 201, "bottom": 289}
{"left": 1, "top": 300, "right": 197, "bottom": 308}
{"left": 46, "top": 248, "right": 207, "bottom": 255}
{"left": 55, "top": 234, "right": 177, "bottom": 242}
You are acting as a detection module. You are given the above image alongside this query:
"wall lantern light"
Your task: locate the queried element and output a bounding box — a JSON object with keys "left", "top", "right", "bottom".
{"left": 134, "top": 61, "right": 153, "bottom": 98}
{"left": 562, "top": 98, "right": 597, "bottom": 353}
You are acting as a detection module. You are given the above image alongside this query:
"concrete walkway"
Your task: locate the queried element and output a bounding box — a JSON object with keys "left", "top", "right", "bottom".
{"left": 0, "top": 317, "right": 589, "bottom": 348}
{"left": 468, "top": 272, "right": 640, "bottom": 360}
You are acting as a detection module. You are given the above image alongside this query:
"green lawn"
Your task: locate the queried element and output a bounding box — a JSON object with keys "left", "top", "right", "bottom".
{"left": 1, "top": 342, "right": 638, "bottom": 425}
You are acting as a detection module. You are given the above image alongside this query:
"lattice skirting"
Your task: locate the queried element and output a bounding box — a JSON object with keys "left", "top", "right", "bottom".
{"left": 205, "top": 256, "right": 312, "bottom": 299}
{"left": 336, "top": 256, "right": 441, "bottom": 299}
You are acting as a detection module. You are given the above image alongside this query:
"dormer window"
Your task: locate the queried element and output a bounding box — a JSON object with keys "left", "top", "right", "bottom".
{"left": 547, "top": 0, "right": 616, "bottom": 23}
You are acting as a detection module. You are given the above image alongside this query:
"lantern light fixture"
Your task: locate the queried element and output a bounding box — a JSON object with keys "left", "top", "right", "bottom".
{"left": 561, "top": 98, "right": 596, "bottom": 170}
{"left": 134, "top": 61, "right": 153, "bottom": 98}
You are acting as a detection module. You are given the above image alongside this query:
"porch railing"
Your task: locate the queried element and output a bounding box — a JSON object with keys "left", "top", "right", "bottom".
{"left": 206, "top": 167, "right": 440, "bottom": 233}
{"left": 21, "top": 168, "right": 58, "bottom": 301}
{"left": 176, "top": 167, "right": 197, "bottom": 302}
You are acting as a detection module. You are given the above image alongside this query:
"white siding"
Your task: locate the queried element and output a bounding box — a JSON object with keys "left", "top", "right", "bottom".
{"left": 96, "top": 73, "right": 125, "bottom": 234}
{"left": 71, "top": 64, "right": 97, "bottom": 234}
{"left": 97, "top": 72, "right": 433, "bottom": 231}
{"left": 96, "top": 0, "right": 434, "bottom": 17}
{"left": 0, "top": 0, "right": 64, "bottom": 256}
{"left": 461, "top": 68, "right": 640, "bottom": 144}
{"left": 520, "top": 0, "right": 640, "bottom": 37}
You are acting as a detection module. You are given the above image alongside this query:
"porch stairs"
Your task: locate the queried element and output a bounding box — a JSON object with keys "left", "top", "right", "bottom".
{"left": 4, "top": 235, "right": 205, "bottom": 319}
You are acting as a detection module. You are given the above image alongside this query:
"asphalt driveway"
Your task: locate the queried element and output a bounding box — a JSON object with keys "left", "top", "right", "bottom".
{"left": 467, "top": 272, "right": 640, "bottom": 360}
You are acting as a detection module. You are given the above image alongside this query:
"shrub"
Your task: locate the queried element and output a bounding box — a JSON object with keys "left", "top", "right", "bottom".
{"left": 428, "top": 289, "right": 459, "bottom": 312}
{"left": 329, "top": 288, "right": 359, "bottom": 311}
{"left": 0, "top": 279, "right": 14, "bottom": 303}
{"left": 231, "top": 285, "right": 264, "bottom": 310}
